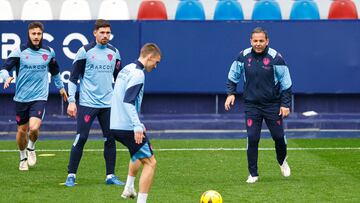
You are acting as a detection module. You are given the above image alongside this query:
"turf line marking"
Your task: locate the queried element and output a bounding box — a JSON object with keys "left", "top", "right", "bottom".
{"left": 2, "top": 128, "right": 360, "bottom": 135}
{"left": 0, "top": 147, "right": 359, "bottom": 153}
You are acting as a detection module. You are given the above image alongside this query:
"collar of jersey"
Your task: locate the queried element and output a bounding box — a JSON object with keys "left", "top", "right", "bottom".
{"left": 135, "top": 60, "right": 145, "bottom": 70}
{"left": 95, "top": 42, "right": 107, "bottom": 49}
{"left": 251, "top": 46, "right": 269, "bottom": 58}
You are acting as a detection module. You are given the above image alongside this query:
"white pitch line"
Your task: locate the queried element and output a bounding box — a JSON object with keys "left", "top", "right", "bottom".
{"left": 2, "top": 128, "right": 360, "bottom": 135}
{"left": 0, "top": 147, "right": 359, "bottom": 153}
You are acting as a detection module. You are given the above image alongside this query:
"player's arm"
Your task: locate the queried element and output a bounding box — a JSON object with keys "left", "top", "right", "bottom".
{"left": 113, "top": 49, "right": 122, "bottom": 81}
{"left": 274, "top": 54, "right": 292, "bottom": 117}
{"left": 225, "top": 60, "right": 244, "bottom": 111}
{"left": 48, "top": 49, "right": 68, "bottom": 102}
{"left": 1, "top": 48, "right": 20, "bottom": 89}
{"left": 123, "top": 72, "right": 145, "bottom": 144}
{"left": 67, "top": 48, "right": 86, "bottom": 117}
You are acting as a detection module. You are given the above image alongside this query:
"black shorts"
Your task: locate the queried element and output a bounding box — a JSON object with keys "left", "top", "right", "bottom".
{"left": 111, "top": 130, "right": 153, "bottom": 162}
{"left": 15, "top": 101, "right": 46, "bottom": 125}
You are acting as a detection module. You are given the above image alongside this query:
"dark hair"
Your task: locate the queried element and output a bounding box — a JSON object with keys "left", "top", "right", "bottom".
{"left": 140, "top": 43, "right": 162, "bottom": 57}
{"left": 28, "top": 21, "right": 44, "bottom": 31}
{"left": 94, "top": 19, "right": 111, "bottom": 30}
{"left": 251, "top": 27, "right": 268, "bottom": 39}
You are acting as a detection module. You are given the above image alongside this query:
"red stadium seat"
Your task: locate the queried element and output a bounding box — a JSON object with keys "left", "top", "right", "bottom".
{"left": 328, "top": 0, "right": 358, "bottom": 19}
{"left": 137, "top": 0, "right": 168, "bottom": 20}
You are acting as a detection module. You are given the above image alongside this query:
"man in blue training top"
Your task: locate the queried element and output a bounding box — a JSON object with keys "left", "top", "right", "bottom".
{"left": 225, "top": 27, "right": 292, "bottom": 183}
{"left": 65, "top": 19, "right": 123, "bottom": 187}
{"left": 110, "top": 43, "right": 161, "bottom": 203}
{"left": 0, "top": 21, "right": 68, "bottom": 171}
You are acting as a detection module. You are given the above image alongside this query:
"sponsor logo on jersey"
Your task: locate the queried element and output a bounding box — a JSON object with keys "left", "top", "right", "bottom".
{"left": 23, "top": 65, "right": 47, "bottom": 71}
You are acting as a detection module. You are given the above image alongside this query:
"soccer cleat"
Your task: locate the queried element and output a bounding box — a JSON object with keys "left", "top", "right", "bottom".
{"left": 27, "top": 148, "right": 36, "bottom": 166}
{"left": 280, "top": 158, "right": 291, "bottom": 177}
{"left": 246, "top": 175, "right": 259, "bottom": 183}
{"left": 105, "top": 175, "right": 125, "bottom": 185}
{"left": 19, "top": 158, "right": 29, "bottom": 171}
{"left": 65, "top": 175, "right": 76, "bottom": 187}
{"left": 121, "top": 187, "right": 137, "bottom": 199}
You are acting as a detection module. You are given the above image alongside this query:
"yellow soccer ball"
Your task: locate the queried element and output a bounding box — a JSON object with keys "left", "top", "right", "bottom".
{"left": 200, "top": 190, "right": 223, "bottom": 203}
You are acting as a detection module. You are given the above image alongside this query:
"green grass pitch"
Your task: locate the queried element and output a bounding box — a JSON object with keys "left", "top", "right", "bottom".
{"left": 0, "top": 138, "right": 359, "bottom": 202}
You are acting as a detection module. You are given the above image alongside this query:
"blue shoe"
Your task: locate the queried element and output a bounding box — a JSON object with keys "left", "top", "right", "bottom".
{"left": 65, "top": 175, "right": 75, "bottom": 187}
{"left": 105, "top": 175, "right": 125, "bottom": 185}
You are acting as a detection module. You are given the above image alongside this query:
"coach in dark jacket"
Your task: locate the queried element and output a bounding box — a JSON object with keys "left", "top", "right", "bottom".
{"left": 225, "top": 27, "right": 292, "bottom": 183}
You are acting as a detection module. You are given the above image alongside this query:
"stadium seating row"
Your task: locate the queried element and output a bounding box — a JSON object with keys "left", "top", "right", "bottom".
{"left": 0, "top": 0, "right": 359, "bottom": 20}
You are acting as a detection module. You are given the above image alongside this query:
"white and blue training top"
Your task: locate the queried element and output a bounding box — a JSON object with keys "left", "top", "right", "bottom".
{"left": 68, "top": 42, "right": 121, "bottom": 108}
{"left": 110, "top": 61, "right": 145, "bottom": 132}
{"left": 0, "top": 44, "right": 64, "bottom": 102}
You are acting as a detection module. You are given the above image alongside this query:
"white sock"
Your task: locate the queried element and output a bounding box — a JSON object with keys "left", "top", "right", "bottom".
{"left": 27, "top": 140, "right": 35, "bottom": 150}
{"left": 106, "top": 174, "right": 114, "bottom": 179}
{"left": 20, "top": 150, "right": 27, "bottom": 160}
{"left": 137, "top": 193, "right": 148, "bottom": 203}
{"left": 68, "top": 173, "right": 76, "bottom": 178}
{"left": 125, "top": 175, "right": 135, "bottom": 189}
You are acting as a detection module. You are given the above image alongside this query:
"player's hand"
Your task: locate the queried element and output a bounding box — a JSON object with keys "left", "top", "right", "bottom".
{"left": 3, "top": 77, "right": 14, "bottom": 89}
{"left": 279, "top": 107, "right": 290, "bottom": 118}
{"left": 59, "top": 88, "right": 68, "bottom": 102}
{"left": 134, "top": 131, "right": 145, "bottom": 144}
{"left": 67, "top": 102, "right": 77, "bottom": 118}
{"left": 224, "top": 95, "right": 236, "bottom": 111}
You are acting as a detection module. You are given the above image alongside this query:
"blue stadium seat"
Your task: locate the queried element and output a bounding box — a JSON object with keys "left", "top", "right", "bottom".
{"left": 290, "top": 0, "right": 320, "bottom": 20}
{"left": 175, "top": 0, "right": 205, "bottom": 20}
{"left": 214, "top": 0, "right": 244, "bottom": 20}
{"left": 252, "top": 0, "right": 282, "bottom": 20}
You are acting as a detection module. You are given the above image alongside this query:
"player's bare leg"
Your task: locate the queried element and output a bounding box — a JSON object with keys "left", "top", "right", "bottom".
{"left": 137, "top": 156, "right": 157, "bottom": 203}
{"left": 17, "top": 123, "right": 29, "bottom": 171}
{"left": 122, "top": 160, "right": 142, "bottom": 199}
{"left": 27, "top": 117, "right": 41, "bottom": 166}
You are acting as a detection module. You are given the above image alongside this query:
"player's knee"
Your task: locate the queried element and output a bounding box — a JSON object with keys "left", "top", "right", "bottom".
{"left": 142, "top": 157, "right": 157, "bottom": 170}
{"left": 274, "top": 137, "right": 286, "bottom": 146}
{"left": 77, "top": 135, "right": 88, "bottom": 146}
{"left": 17, "top": 127, "right": 27, "bottom": 135}
{"left": 104, "top": 137, "right": 115, "bottom": 147}
{"left": 29, "top": 124, "right": 40, "bottom": 132}
{"left": 247, "top": 137, "right": 260, "bottom": 147}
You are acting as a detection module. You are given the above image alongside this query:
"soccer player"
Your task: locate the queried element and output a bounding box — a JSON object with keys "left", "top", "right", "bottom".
{"left": 110, "top": 43, "right": 161, "bottom": 203}
{"left": 224, "top": 27, "right": 292, "bottom": 183}
{"left": 0, "top": 21, "right": 68, "bottom": 171}
{"left": 65, "top": 19, "right": 123, "bottom": 186}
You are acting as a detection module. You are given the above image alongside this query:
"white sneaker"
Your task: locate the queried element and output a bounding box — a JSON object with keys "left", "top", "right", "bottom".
{"left": 27, "top": 149, "right": 37, "bottom": 166}
{"left": 280, "top": 158, "right": 291, "bottom": 177}
{"left": 121, "top": 187, "right": 137, "bottom": 199}
{"left": 246, "top": 175, "right": 259, "bottom": 183}
{"left": 19, "top": 159, "right": 29, "bottom": 171}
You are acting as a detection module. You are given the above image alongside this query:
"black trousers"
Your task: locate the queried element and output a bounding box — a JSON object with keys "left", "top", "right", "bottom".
{"left": 67, "top": 106, "right": 116, "bottom": 175}
{"left": 245, "top": 103, "right": 287, "bottom": 177}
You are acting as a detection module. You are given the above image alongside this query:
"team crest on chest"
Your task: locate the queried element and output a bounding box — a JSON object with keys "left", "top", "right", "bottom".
{"left": 263, "top": 57, "right": 270, "bottom": 65}
{"left": 42, "top": 54, "right": 48, "bottom": 61}
{"left": 107, "top": 54, "right": 113, "bottom": 61}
